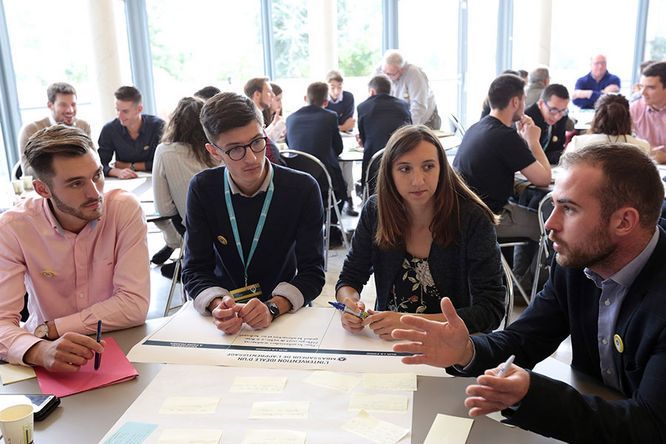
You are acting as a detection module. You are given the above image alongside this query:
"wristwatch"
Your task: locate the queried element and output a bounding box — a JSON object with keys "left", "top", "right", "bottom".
{"left": 265, "top": 301, "right": 280, "bottom": 321}
{"left": 34, "top": 322, "right": 50, "bottom": 339}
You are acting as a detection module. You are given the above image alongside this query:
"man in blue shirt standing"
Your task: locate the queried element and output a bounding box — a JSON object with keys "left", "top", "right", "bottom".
{"left": 572, "top": 54, "right": 621, "bottom": 109}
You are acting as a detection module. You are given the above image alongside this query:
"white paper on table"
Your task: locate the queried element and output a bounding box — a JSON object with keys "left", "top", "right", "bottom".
{"left": 348, "top": 393, "right": 409, "bottom": 412}
{"left": 242, "top": 429, "right": 306, "bottom": 444}
{"left": 423, "top": 413, "right": 474, "bottom": 444}
{"left": 305, "top": 371, "right": 359, "bottom": 392}
{"left": 361, "top": 373, "right": 417, "bottom": 391}
{"left": 342, "top": 410, "right": 409, "bottom": 444}
{"left": 231, "top": 376, "right": 287, "bottom": 393}
{"left": 157, "top": 428, "right": 223, "bottom": 443}
{"left": 0, "top": 362, "right": 36, "bottom": 385}
{"left": 159, "top": 396, "right": 220, "bottom": 414}
{"left": 249, "top": 401, "right": 309, "bottom": 419}
{"left": 486, "top": 410, "right": 515, "bottom": 427}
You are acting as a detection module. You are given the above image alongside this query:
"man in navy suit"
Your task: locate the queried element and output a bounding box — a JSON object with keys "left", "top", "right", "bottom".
{"left": 357, "top": 74, "right": 412, "bottom": 193}
{"left": 286, "top": 83, "right": 350, "bottom": 239}
{"left": 394, "top": 143, "right": 666, "bottom": 443}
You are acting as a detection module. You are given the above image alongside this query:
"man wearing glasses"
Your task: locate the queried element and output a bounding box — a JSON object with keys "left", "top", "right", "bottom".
{"left": 524, "top": 84, "right": 570, "bottom": 165}
{"left": 182, "top": 92, "right": 325, "bottom": 335}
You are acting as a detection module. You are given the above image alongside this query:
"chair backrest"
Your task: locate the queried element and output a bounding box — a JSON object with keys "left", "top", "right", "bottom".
{"left": 448, "top": 113, "right": 466, "bottom": 137}
{"left": 537, "top": 191, "right": 554, "bottom": 234}
{"left": 11, "top": 161, "right": 22, "bottom": 180}
{"left": 363, "top": 148, "right": 385, "bottom": 202}
{"left": 280, "top": 149, "right": 334, "bottom": 202}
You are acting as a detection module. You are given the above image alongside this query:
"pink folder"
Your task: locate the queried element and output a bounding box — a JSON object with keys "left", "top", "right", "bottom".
{"left": 34, "top": 337, "right": 138, "bottom": 398}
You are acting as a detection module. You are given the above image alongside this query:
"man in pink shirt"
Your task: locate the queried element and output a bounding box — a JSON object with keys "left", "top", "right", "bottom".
{"left": 630, "top": 61, "right": 666, "bottom": 164}
{"left": 0, "top": 125, "right": 150, "bottom": 372}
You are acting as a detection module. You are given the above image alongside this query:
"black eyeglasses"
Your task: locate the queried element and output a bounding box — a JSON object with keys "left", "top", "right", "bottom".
{"left": 542, "top": 101, "right": 569, "bottom": 117}
{"left": 212, "top": 136, "right": 268, "bottom": 161}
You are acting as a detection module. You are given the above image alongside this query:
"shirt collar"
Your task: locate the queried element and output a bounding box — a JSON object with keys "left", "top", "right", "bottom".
{"left": 584, "top": 228, "right": 659, "bottom": 288}
{"left": 329, "top": 94, "right": 343, "bottom": 104}
{"left": 227, "top": 160, "right": 273, "bottom": 197}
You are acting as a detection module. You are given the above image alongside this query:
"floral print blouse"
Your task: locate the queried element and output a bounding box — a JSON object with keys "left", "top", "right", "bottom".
{"left": 388, "top": 253, "right": 442, "bottom": 313}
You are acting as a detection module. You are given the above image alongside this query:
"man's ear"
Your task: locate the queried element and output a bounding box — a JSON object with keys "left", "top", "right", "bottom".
{"left": 205, "top": 143, "right": 224, "bottom": 162}
{"left": 137, "top": 103, "right": 144, "bottom": 114}
{"left": 610, "top": 206, "right": 641, "bottom": 238}
{"left": 47, "top": 101, "right": 54, "bottom": 111}
{"left": 33, "top": 179, "right": 51, "bottom": 199}
{"left": 322, "top": 100, "right": 329, "bottom": 108}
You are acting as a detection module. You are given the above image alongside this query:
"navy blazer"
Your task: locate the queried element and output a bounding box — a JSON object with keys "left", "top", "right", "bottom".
{"left": 285, "top": 105, "right": 345, "bottom": 196}
{"left": 182, "top": 164, "right": 325, "bottom": 307}
{"left": 451, "top": 228, "right": 666, "bottom": 443}
{"left": 336, "top": 196, "right": 505, "bottom": 333}
{"left": 357, "top": 93, "right": 412, "bottom": 180}
{"left": 524, "top": 102, "right": 567, "bottom": 165}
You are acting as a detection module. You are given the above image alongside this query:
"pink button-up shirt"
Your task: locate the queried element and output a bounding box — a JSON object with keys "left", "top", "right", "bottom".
{"left": 631, "top": 98, "right": 666, "bottom": 148}
{"left": 0, "top": 189, "right": 150, "bottom": 364}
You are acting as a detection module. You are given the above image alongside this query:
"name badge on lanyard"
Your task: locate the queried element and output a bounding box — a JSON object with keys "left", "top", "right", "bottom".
{"left": 224, "top": 167, "right": 274, "bottom": 301}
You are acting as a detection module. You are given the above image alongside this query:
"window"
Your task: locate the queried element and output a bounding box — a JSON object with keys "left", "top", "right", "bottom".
{"left": 0, "top": 123, "right": 8, "bottom": 184}
{"left": 550, "top": 0, "right": 639, "bottom": 98}
{"left": 645, "top": 0, "right": 666, "bottom": 62}
{"left": 3, "top": 0, "right": 120, "bottom": 138}
{"left": 398, "top": 0, "right": 459, "bottom": 121}
{"left": 146, "top": 0, "right": 264, "bottom": 116}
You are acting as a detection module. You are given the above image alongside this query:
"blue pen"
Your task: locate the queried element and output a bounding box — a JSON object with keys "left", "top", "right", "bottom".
{"left": 94, "top": 320, "right": 102, "bottom": 371}
{"left": 328, "top": 301, "right": 369, "bottom": 319}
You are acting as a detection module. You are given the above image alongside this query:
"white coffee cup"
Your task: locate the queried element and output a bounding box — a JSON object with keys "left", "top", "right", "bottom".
{"left": 11, "top": 180, "right": 24, "bottom": 195}
{"left": 0, "top": 404, "right": 33, "bottom": 443}
{"left": 21, "top": 176, "right": 33, "bottom": 191}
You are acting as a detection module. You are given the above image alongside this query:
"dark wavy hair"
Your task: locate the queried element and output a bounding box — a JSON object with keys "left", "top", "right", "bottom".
{"left": 589, "top": 94, "right": 632, "bottom": 136}
{"left": 162, "top": 97, "right": 216, "bottom": 168}
{"left": 375, "top": 125, "right": 497, "bottom": 249}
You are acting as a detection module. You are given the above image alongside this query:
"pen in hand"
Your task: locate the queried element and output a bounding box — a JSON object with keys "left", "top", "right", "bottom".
{"left": 496, "top": 354, "right": 515, "bottom": 377}
{"left": 328, "top": 301, "right": 369, "bottom": 319}
{"left": 94, "top": 320, "right": 102, "bottom": 371}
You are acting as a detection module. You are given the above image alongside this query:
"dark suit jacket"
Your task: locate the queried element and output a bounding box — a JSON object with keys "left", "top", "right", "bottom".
{"left": 285, "top": 105, "right": 345, "bottom": 197}
{"left": 357, "top": 94, "right": 412, "bottom": 182}
{"left": 524, "top": 102, "right": 568, "bottom": 165}
{"left": 450, "top": 228, "right": 666, "bottom": 443}
{"left": 336, "top": 196, "right": 505, "bottom": 333}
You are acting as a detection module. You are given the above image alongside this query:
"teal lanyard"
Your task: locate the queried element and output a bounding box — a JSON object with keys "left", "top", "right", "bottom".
{"left": 223, "top": 168, "right": 274, "bottom": 287}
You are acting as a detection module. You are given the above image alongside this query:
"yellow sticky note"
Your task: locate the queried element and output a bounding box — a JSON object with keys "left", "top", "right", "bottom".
{"left": 159, "top": 397, "right": 219, "bottom": 414}
{"left": 361, "top": 373, "right": 417, "bottom": 391}
{"left": 348, "top": 393, "right": 409, "bottom": 412}
{"left": 305, "top": 371, "right": 359, "bottom": 392}
{"left": 423, "top": 413, "right": 474, "bottom": 444}
{"left": 249, "top": 401, "right": 309, "bottom": 419}
{"left": 342, "top": 410, "right": 409, "bottom": 444}
{"left": 243, "top": 429, "right": 306, "bottom": 444}
{"left": 231, "top": 376, "right": 287, "bottom": 393}
{"left": 158, "top": 428, "right": 222, "bottom": 443}
{"left": 0, "top": 363, "right": 36, "bottom": 385}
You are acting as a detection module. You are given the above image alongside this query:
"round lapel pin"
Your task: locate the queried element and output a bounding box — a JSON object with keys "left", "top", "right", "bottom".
{"left": 217, "top": 235, "right": 228, "bottom": 245}
{"left": 613, "top": 334, "right": 624, "bottom": 353}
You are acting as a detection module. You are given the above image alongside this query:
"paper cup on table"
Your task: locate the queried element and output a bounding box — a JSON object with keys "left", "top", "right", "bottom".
{"left": 11, "top": 180, "right": 24, "bottom": 195}
{"left": 0, "top": 404, "right": 33, "bottom": 444}
{"left": 21, "top": 176, "right": 33, "bottom": 191}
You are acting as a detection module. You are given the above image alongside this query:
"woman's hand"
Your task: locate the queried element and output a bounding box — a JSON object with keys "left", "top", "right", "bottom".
{"left": 365, "top": 310, "right": 404, "bottom": 341}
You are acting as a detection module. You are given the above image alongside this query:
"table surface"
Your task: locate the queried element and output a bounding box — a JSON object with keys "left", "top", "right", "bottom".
{"left": 0, "top": 318, "right": 623, "bottom": 444}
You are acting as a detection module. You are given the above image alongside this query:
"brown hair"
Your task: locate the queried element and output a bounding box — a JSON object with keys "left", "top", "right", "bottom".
{"left": 326, "top": 70, "right": 344, "bottom": 83}
{"left": 589, "top": 94, "right": 632, "bottom": 136}
{"left": 24, "top": 124, "right": 95, "bottom": 183}
{"left": 114, "top": 86, "right": 142, "bottom": 104}
{"left": 306, "top": 82, "right": 329, "bottom": 106}
{"left": 375, "top": 125, "right": 497, "bottom": 249}
{"left": 46, "top": 82, "right": 76, "bottom": 103}
{"left": 559, "top": 143, "right": 663, "bottom": 229}
{"left": 243, "top": 77, "right": 269, "bottom": 98}
{"left": 162, "top": 97, "right": 217, "bottom": 168}
{"left": 200, "top": 92, "right": 263, "bottom": 144}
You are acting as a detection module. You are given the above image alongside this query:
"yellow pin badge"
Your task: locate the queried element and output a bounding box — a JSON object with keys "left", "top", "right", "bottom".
{"left": 217, "top": 235, "right": 228, "bottom": 246}
{"left": 613, "top": 334, "right": 624, "bottom": 353}
{"left": 41, "top": 270, "right": 56, "bottom": 278}
{"left": 552, "top": 135, "right": 559, "bottom": 143}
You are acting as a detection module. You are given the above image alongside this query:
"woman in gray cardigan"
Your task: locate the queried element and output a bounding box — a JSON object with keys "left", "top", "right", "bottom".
{"left": 336, "top": 125, "right": 505, "bottom": 340}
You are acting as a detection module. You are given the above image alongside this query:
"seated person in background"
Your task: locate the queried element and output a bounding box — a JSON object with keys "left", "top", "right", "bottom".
{"left": 570, "top": 94, "right": 651, "bottom": 155}
{"left": 98, "top": 86, "right": 165, "bottom": 179}
{"left": 325, "top": 70, "right": 356, "bottom": 132}
{"left": 454, "top": 74, "right": 551, "bottom": 292}
{"left": 572, "top": 54, "right": 621, "bottom": 109}
{"left": 152, "top": 97, "right": 220, "bottom": 278}
{"left": 262, "top": 82, "right": 283, "bottom": 129}
{"left": 182, "top": 92, "right": 325, "bottom": 335}
{"left": 394, "top": 144, "right": 666, "bottom": 443}
{"left": 524, "top": 84, "right": 570, "bottom": 164}
{"left": 525, "top": 66, "right": 550, "bottom": 108}
{"left": 357, "top": 74, "right": 412, "bottom": 194}
{"left": 244, "top": 77, "right": 285, "bottom": 147}
{"left": 286, "top": 82, "right": 352, "bottom": 234}
{"left": 19, "top": 82, "right": 91, "bottom": 177}
{"left": 630, "top": 61, "right": 666, "bottom": 163}
{"left": 0, "top": 125, "right": 150, "bottom": 371}
{"left": 336, "top": 125, "right": 505, "bottom": 340}
{"left": 629, "top": 60, "right": 655, "bottom": 103}
{"left": 194, "top": 85, "right": 221, "bottom": 101}
{"left": 480, "top": 70, "right": 520, "bottom": 119}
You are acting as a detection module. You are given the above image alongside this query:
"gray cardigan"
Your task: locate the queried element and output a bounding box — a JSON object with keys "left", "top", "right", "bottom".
{"left": 336, "top": 195, "right": 505, "bottom": 333}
